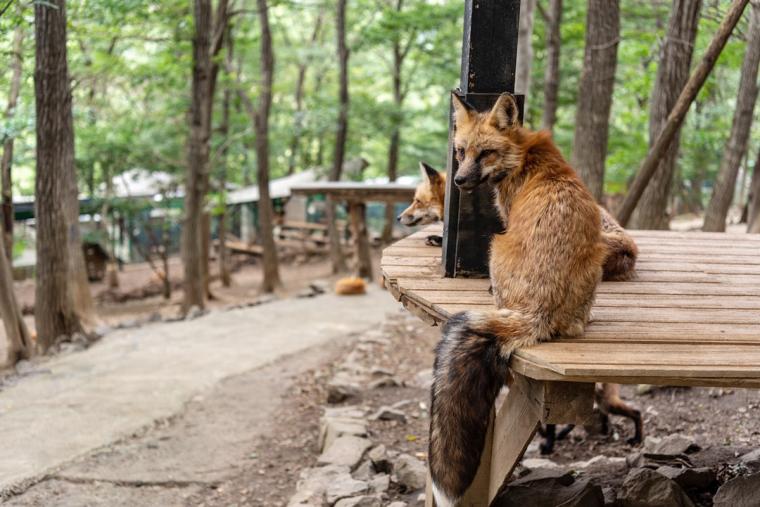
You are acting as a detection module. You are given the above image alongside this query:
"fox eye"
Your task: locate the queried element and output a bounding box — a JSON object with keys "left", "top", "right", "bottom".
{"left": 455, "top": 147, "right": 465, "bottom": 160}
{"left": 479, "top": 149, "right": 495, "bottom": 159}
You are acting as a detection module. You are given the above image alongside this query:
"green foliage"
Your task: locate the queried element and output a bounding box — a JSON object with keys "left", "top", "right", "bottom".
{"left": 0, "top": 0, "right": 756, "bottom": 207}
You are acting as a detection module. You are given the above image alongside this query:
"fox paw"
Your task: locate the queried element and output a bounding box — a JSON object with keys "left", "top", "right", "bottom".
{"left": 627, "top": 436, "right": 642, "bottom": 446}
{"left": 425, "top": 235, "right": 443, "bottom": 247}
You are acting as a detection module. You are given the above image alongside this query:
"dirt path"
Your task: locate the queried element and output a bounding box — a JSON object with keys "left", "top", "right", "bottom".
{"left": 0, "top": 286, "right": 400, "bottom": 499}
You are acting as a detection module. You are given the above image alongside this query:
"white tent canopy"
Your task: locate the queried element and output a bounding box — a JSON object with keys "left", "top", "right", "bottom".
{"left": 227, "top": 169, "right": 319, "bottom": 205}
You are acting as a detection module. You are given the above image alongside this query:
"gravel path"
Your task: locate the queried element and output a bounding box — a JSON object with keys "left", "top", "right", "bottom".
{"left": 0, "top": 286, "right": 399, "bottom": 498}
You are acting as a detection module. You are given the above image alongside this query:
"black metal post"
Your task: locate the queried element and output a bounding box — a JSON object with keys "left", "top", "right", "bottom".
{"left": 443, "top": 0, "right": 522, "bottom": 277}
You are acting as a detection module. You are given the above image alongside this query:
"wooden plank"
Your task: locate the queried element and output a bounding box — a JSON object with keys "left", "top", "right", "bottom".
{"left": 510, "top": 356, "right": 760, "bottom": 388}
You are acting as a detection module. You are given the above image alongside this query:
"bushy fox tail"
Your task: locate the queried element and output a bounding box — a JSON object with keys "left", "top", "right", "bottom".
{"left": 601, "top": 230, "right": 638, "bottom": 281}
{"left": 429, "top": 309, "right": 541, "bottom": 506}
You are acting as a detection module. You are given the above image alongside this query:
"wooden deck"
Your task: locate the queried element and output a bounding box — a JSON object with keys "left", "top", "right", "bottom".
{"left": 382, "top": 224, "right": 760, "bottom": 388}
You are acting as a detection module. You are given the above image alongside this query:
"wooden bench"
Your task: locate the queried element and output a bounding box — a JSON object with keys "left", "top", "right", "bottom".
{"left": 381, "top": 223, "right": 760, "bottom": 506}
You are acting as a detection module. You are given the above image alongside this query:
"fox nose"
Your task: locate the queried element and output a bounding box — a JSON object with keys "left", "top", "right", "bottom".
{"left": 454, "top": 174, "right": 466, "bottom": 186}
{"left": 396, "top": 214, "right": 402, "bottom": 222}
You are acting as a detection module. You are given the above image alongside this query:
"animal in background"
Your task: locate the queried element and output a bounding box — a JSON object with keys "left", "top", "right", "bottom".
{"left": 428, "top": 92, "right": 607, "bottom": 506}
{"left": 397, "top": 162, "right": 447, "bottom": 246}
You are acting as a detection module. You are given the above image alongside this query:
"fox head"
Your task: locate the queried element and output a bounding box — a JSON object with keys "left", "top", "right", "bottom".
{"left": 451, "top": 92, "right": 522, "bottom": 191}
{"left": 397, "top": 162, "right": 447, "bottom": 226}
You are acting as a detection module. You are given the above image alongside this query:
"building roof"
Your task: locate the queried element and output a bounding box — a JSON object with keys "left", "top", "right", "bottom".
{"left": 227, "top": 169, "right": 319, "bottom": 204}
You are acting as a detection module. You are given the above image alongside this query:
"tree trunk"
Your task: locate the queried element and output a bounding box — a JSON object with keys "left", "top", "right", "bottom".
{"left": 382, "top": 20, "right": 405, "bottom": 245}
{"left": 703, "top": 1, "right": 760, "bottom": 232}
{"left": 182, "top": 0, "right": 212, "bottom": 310}
{"left": 748, "top": 147, "right": 760, "bottom": 232}
{"left": 571, "top": 0, "right": 620, "bottom": 202}
{"left": 201, "top": 211, "right": 212, "bottom": 297}
{"left": 287, "top": 14, "right": 323, "bottom": 176}
{"left": 254, "top": 0, "right": 282, "bottom": 293}
{"left": 327, "top": 0, "right": 350, "bottom": 274}
{"left": 629, "top": 0, "right": 702, "bottom": 229}
{"left": 218, "top": 34, "right": 233, "bottom": 288}
{"left": 541, "top": 0, "right": 562, "bottom": 132}
{"left": 617, "top": 0, "right": 749, "bottom": 227}
{"left": 34, "top": 0, "right": 82, "bottom": 350}
{"left": 1, "top": 22, "right": 24, "bottom": 262}
{"left": 0, "top": 236, "right": 32, "bottom": 364}
{"left": 515, "top": 0, "right": 535, "bottom": 100}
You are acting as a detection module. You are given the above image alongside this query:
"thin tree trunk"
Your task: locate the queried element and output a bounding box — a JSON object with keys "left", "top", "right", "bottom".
{"left": 254, "top": 0, "right": 281, "bottom": 293}
{"left": 0, "top": 236, "right": 32, "bottom": 364}
{"left": 515, "top": 0, "right": 536, "bottom": 101}
{"left": 748, "top": 146, "right": 760, "bottom": 232}
{"left": 628, "top": 0, "right": 702, "bottom": 229}
{"left": 541, "top": 0, "right": 562, "bottom": 132}
{"left": 382, "top": 11, "right": 406, "bottom": 244}
{"left": 34, "top": 0, "right": 82, "bottom": 350}
{"left": 218, "top": 33, "right": 233, "bottom": 288}
{"left": 288, "top": 14, "right": 323, "bottom": 176}
{"left": 1, "top": 22, "right": 24, "bottom": 262}
{"left": 327, "top": 0, "right": 350, "bottom": 273}
{"left": 703, "top": 1, "right": 760, "bottom": 232}
{"left": 183, "top": 0, "right": 212, "bottom": 310}
{"left": 618, "top": 0, "right": 749, "bottom": 227}
{"left": 572, "top": 0, "right": 620, "bottom": 202}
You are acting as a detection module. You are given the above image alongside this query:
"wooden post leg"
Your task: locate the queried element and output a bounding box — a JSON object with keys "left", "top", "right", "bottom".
{"left": 348, "top": 201, "right": 372, "bottom": 278}
{"left": 423, "top": 374, "right": 593, "bottom": 507}
{"left": 487, "top": 374, "right": 594, "bottom": 503}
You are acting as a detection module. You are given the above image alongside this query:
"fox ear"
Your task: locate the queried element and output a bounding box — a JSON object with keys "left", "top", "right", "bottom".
{"left": 451, "top": 92, "right": 475, "bottom": 128}
{"left": 489, "top": 93, "right": 519, "bottom": 131}
{"left": 420, "top": 161, "right": 441, "bottom": 183}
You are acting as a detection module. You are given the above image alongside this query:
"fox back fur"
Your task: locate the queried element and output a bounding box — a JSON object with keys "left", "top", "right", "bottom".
{"left": 429, "top": 93, "right": 607, "bottom": 506}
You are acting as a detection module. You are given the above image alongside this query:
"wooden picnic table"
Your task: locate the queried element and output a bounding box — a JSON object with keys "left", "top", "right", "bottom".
{"left": 382, "top": 223, "right": 760, "bottom": 506}
{"left": 291, "top": 182, "right": 416, "bottom": 278}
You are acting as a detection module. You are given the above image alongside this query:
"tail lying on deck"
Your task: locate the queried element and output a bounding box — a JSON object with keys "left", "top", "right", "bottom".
{"left": 601, "top": 230, "right": 638, "bottom": 281}
{"left": 429, "top": 309, "right": 542, "bottom": 506}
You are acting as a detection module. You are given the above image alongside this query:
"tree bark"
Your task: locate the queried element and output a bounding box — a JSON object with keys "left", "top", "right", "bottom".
{"left": 541, "top": 0, "right": 562, "bottom": 132}
{"left": 515, "top": 0, "right": 536, "bottom": 99}
{"left": 382, "top": 3, "right": 407, "bottom": 244}
{"left": 327, "top": 0, "right": 350, "bottom": 273}
{"left": 703, "top": 0, "right": 760, "bottom": 232}
{"left": 218, "top": 32, "right": 233, "bottom": 288}
{"left": 617, "top": 0, "right": 749, "bottom": 227}
{"left": 254, "top": 0, "right": 281, "bottom": 293}
{"left": 628, "top": 0, "right": 702, "bottom": 229}
{"left": 748, "top": 147, "right": 760, "bottom": 232}
{"left": 571, "top": 0, "right": 620, "bottom": 202}
{"left": 1, "top": 22, "right": 24, "bottom": 262}
{"left": 182, "top": 0, "right": 212, "bottom": 310}
{"left": 34, "top": 0, "right": 82, "bottom": 350}
{"left": 287, "top": 14, "right": 323, "bottom": 176}
{"left": 0, "top": 235, "right": 32, "bottom": 364}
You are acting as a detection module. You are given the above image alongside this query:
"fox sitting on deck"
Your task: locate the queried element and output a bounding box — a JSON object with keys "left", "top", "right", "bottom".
{"left": 428, "top": 92, "right": 624, "bottom": 506}
{"left": 397, "top": 162, "right": 638, "bottom": 281}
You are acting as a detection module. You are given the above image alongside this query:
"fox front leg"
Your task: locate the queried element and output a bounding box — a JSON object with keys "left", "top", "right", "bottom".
{"left": 425, "top": 235, "right": 443, "bottom": 247}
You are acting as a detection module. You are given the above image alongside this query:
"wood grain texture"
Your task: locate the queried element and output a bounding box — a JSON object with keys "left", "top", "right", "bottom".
{"left": 382, "top": 225, "right": 760, "bottom": 387}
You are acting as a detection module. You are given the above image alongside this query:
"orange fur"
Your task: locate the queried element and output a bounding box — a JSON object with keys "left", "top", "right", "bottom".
{"left": 335, "top": 277, "right": 366, "bottom": 295}
{"left": 398, "top": 162, "right": 447, "bottom": 227}
{"left": 429, "top": 93, "right": 607, "bottom": 505}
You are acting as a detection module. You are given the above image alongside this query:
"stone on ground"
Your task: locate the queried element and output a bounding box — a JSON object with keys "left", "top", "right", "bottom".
{"left": 393, "top": 453, "right": 427, "bottom": 491}
{"left": 325, "top": 472, "right": 369, "bottom": 504}
{"left": 618, "top": 468, "right": 695, "bottom": 507}
{"left": 713, "top": 472, "right": 760, "bottom": 507}
{"left": 288, "top": 465, "right": 351, "bottom": 506}
{"left": 318, "top": 436, "right": 373, "bottom": 470}
{"left": 319, "top": 416, "right": 368, "bottom": 452}
{"left": 656, "top": 465, "right": 716, "bottom": 491}
{"left": 493, "top": 469, "right": 604, "bottom": 507}
{"left": 334, "top": 496, "right": 382, "bottom": 507}
{"left": 369, "top": 406, "right": 407, "bottom": 423}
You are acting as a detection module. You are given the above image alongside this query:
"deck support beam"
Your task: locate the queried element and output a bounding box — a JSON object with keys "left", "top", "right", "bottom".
{"left": 425, "top": 373, "right": 594, "bottom": 507}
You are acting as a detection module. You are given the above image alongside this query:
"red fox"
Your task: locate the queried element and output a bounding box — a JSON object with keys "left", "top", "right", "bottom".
{"left": 400, "top": 163, "right": 642, "bottom": 456}
{"left": 429, "top": 93, "right": 609, "bottom": 506}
